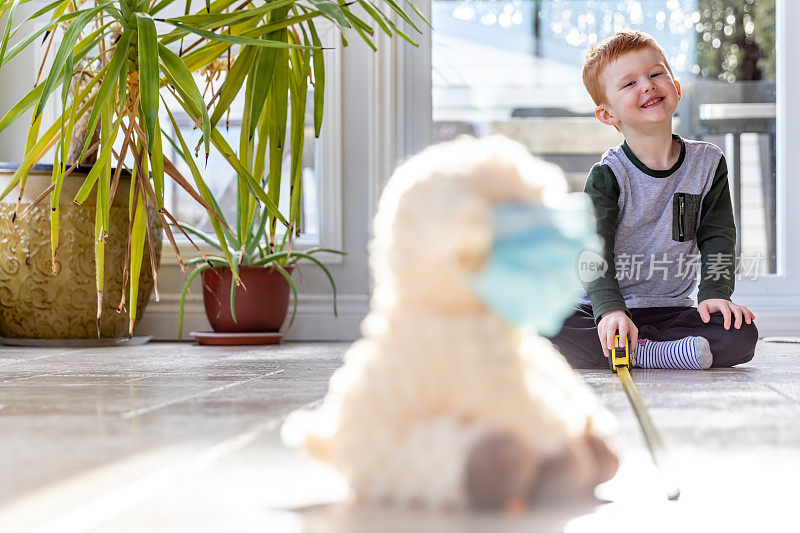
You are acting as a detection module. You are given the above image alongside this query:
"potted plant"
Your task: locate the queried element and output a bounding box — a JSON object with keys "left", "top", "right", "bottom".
{"left": 0, "top": 0, "right": 427, "bottom": 340}
{"left": 174, "top": 217, "right": 345, "bottom": 342}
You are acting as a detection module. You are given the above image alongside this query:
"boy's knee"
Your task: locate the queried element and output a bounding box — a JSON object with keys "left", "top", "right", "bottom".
{"left": 543, "top": 305, "right": 606, "bottom": 369}
{"left": 546, "top": 336, "right": 606, "bottom": 369}
{"left": 710, "top": 320, "right": 758, "bottom": 367}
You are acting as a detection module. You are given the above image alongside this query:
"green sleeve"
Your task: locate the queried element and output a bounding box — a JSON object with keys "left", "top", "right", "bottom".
{"left": 583, "top": 163, "right": 632, "bottom": 325}
{"left": 696, "top": 154, "right": 736, "bottom": 303}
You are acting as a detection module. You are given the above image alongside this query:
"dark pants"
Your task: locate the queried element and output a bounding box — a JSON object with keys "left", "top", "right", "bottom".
{"left": 545, "top": 304, "right": 759, "bottom": 369}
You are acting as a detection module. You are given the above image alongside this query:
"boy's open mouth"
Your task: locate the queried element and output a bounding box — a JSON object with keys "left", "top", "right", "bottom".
{"left": 641, "top": 96, "right": 664, "bottom": 109}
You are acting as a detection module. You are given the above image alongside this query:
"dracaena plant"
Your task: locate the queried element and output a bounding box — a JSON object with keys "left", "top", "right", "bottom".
{"left": 0, "top": 0, "right": 427, "bottom": 337}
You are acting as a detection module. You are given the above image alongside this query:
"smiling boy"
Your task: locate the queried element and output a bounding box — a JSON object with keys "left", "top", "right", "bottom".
{"left": 545, "top": 30, "right": 758, "bottom": 369}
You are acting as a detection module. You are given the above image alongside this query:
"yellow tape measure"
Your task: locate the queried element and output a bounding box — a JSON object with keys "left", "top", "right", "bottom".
{"left": 609, "top": 333, "right": 635, "bottom": 371}
{"left": 609, "top": 334, "right": 680, "bottom": 501}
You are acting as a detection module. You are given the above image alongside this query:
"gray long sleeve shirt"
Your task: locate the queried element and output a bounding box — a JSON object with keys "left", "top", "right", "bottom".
{"left": 579, "top": 134, "right": 736, "bottom": 325}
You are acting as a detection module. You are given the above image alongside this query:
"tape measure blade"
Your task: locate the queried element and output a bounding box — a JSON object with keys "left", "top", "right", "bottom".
{"left": 616, "top": 367, "right": 681, "bottom": 500}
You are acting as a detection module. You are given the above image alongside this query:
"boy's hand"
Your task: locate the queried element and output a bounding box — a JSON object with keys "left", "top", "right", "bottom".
{"left": 698, "top": 299, "right": 756, "bottom": 330}
{"left": 597, "top": 310, "right": 638, "bottom": 356}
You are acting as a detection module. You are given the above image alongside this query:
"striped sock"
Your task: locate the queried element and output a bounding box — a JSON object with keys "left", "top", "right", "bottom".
{"left": 633, "top": 336, "right": 713, "bottom": 370}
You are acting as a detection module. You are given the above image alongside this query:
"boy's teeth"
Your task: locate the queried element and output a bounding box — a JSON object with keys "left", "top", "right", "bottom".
{"left": 642, "top": 97, "right": 662, "bottom": 108}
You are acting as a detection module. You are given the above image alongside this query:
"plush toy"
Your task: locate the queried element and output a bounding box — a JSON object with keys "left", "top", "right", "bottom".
{"left": 282, "top": 135, "right": 618, "bottom": 509}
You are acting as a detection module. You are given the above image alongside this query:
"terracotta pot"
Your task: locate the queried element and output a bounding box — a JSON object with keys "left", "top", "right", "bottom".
{"left": 201, "top": 265, "right": 294, "bottom": 333}
{"left": 0, "top": 163, "right": 161, "bottom": 339}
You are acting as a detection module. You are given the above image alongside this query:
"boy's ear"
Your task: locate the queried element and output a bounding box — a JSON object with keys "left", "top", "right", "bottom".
{"left": 674, "top": 79, "right": 682, "bottom": 100}
{"left": 595, "top": 104, "right": 619, "bottom": 127}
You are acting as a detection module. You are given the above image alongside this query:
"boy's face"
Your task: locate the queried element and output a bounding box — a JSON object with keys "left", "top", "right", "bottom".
{"left": 594, "top": 47, "right": 681, "bottom": 132}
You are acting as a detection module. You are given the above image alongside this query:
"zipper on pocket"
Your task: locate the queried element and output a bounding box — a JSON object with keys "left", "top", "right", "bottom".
{"left": 678, "top": 194, "right": 685, "bottom": 239}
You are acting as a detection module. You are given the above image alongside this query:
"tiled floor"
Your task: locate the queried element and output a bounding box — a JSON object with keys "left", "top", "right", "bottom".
{"left": 0, "top": 340, "right": 798, "bottom": 532}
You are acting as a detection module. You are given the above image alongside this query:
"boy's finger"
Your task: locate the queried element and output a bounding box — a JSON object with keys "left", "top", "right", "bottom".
{"left": 607, "top": 328, "right": 616, "bottom": 354}
{"left": 619, "top": 324, "right": 628, "bottom": 347}
{"left": 698, "top": 305, "right": 709, "bottom": 323}
{"left": 631, "top": 327, "right": 639, "bottom": 350}
{"left": 721, "top": 306, "right": 731, "bottom": 330}
{"left": 732, "top": 306, "right": 742, "bottom": 329}
{"left": 597, "top": 330, "right": 607, "bottom": 352}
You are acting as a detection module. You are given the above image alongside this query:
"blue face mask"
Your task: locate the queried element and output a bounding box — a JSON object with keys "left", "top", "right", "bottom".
{"left": 471, "top": 195, "right": 600, "bottom": 336}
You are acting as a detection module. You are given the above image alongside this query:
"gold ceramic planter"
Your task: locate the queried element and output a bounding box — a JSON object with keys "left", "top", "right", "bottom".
{"left": 0, "top": 164, "right": 161, "bottom": 339}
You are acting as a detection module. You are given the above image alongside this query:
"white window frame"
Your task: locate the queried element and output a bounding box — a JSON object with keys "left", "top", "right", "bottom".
{"left": 166, "top": 20, "right": 344, "bottom": 265}
{"left": 368, "top": 1, "right": 432, "bottom": 219}
{"left": 735, "top": 0, "right": 796, "bottom": 289}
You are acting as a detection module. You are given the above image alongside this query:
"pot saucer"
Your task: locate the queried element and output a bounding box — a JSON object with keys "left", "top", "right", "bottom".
{"left": 190, "top": 331, "right": 285, "bottom": 346}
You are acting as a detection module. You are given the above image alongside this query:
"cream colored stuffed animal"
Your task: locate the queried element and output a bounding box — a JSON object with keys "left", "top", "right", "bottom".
{"left": 283, "top": 135, "right": 618, "bottom": 509}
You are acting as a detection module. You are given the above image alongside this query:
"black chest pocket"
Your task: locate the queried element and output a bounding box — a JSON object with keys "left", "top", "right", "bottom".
{"left": 672, "top": 192, "right": 702, "bottom": 242}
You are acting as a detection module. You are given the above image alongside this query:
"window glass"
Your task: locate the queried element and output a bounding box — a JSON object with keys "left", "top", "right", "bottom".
{"left": 433, "top": 0, "right": 776, "bottom": 274}
{"left": 162, "top": 83, "right": 320, "bottom": 243}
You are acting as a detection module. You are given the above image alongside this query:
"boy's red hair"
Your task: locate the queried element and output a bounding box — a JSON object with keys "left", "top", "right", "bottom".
{"left": 582, "top": 30, "right": 675, "bottom": 105}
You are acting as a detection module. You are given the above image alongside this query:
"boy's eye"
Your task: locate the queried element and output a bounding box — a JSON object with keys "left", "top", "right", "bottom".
{"left": 651, "top": 72, "right": 663, "bottom": 78}
{"left": 622, "top": 81, "right": 634, "bottom": 88}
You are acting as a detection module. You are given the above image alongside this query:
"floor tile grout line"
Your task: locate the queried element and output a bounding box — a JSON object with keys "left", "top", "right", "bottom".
{"left": 29, "top": 398, "right": 323, "bottom": 533}
{"left": 119, "top": 369, "right": 286, "bottom": 419}
{"left": 0, "top": 353, "right": 71, "bottom": 368}
{"left": 763, "top": 383, "right": 800, "bottom": 405}
{"left": 122, "top": 374, "right": 157, "bottom": 384}
{"left": 0, "top": 373, "right": 58, "bottom": 384}
{"left": 0, "top": 347, "right": 126, "bottom": 368}
{"left": 120, "top": 351, "right": 280, "bottom": 383}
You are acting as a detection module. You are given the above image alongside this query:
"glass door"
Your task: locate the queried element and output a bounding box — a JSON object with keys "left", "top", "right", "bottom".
{"left": 429, "top": 0, "right": 800, "bottom": 312}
